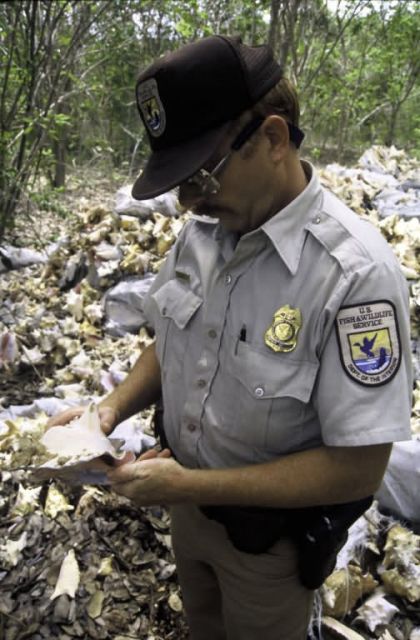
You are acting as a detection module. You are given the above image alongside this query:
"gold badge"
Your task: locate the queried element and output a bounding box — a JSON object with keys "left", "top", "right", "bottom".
{"left": 264, "top": 305, "right": 302, "bottom": 353}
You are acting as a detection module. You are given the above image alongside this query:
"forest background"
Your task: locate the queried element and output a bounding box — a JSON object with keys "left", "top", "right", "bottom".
{"left": 1, "top": 0, "right": 419, "bottom": 240}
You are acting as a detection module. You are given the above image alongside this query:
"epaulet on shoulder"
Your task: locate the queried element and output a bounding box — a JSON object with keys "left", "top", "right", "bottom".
{"left": 309, "top": 189, "right": 390, "bottom": 274}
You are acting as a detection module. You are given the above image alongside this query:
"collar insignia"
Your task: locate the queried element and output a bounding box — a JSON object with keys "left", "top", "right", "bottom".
{"left": 265, "top": 305, "right": 302, "bottom": 353}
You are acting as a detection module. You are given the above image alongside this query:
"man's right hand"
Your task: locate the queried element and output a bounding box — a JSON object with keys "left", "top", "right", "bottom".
{"left": 46, "top": 404, "right": 120, "bottom": 436}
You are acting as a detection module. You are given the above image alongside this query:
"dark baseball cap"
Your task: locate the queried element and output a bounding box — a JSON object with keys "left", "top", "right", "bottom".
{"left": 132, "top": 35, "right": 283, "bottom": 200}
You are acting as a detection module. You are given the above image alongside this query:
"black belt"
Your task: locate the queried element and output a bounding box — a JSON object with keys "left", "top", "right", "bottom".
{"left": 200, "top": 504, "right": 290, "bottom": 554}
{"left": 200, "top": 497, "right": 373, "bottom": 589}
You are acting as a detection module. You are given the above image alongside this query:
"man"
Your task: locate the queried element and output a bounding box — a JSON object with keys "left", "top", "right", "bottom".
{"left": 50, "top": 35, "right": 412, "bottom": 639}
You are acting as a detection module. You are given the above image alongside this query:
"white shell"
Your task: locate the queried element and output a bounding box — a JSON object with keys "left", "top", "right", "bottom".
{"left": 0, "top": 532, "right": 27, "bottom": 567}
{"left": 10, "top": 484, "right": 42, "bottom": 517}
{"left": 355, "top": 589, "right": 399, "bottom": 632}
{"left": 380, "top": 524, "right": 420, "bottom": 603}
{"left": 40, "top": 403, "right": 125, "bottom": 467}
{"left": 379, "top": 631, "right": 397, "bottom": 640}
{"left": 44, "top": 485, "right": 74, "bottom": 518}
{"left": 321, "top": 565, "right": 377, "bottom": 617}
{"left": 51, "top": 549, "right": 80, "bottom": 600}
{"left": 321, "top": 616, "right": 365, "bottom": 640}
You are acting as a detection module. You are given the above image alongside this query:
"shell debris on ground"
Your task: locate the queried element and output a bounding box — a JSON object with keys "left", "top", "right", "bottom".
{"left": 0, "top": 148, "right": 419, "bottom": 639}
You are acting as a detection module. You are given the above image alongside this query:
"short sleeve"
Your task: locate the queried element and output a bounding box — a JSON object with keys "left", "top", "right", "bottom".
{"left": 314, "top": 260, "right": 413, "bottom": 446}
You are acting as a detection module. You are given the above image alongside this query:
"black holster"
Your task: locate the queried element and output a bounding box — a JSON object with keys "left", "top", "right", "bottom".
{"left": 153, "top": 396, "right": 170, "bottom": 451}
{"left": 291, "top": 496, "right": 373, "bottom": 589}
{"left": 201, "top": 496, "right": 373, "bottom": 590}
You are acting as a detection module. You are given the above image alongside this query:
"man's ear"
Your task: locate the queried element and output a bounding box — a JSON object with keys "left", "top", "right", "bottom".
{"left": 262, "top": 115, "right": 290, "bottom": 162}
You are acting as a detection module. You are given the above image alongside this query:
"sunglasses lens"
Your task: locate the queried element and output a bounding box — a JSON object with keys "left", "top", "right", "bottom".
{"left": 202, "top": 176, "right": 220, "bottom": 195}
{"left": 186, "top": 170, "right": 220, "bottom": 196}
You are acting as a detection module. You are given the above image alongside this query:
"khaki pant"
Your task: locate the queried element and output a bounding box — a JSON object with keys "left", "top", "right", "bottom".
{"left": 170, "top": 504, "right": 314, "bottom": 640}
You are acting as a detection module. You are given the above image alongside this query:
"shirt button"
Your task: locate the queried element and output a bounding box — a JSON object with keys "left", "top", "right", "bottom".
{"left": 313, "top": 216, "right": 321, "bottom": 224}
{"left": 254, "top": 387, "right": 264, "bottom": 397}
{"left": 187, "top": 423, "right": 196, "bottom": 432}
{"left": 197, "top": 379, "right": 206, "bottom": 388}
{"left": 208, "top": 329, "right": 217, "bottom": 339}
{"left": 224, "top": 273, "right": 232, "bottom": 285}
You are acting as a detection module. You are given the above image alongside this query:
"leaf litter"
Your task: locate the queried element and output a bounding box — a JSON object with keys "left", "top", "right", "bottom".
{"left": 0, "top": 148, "right": 419, "bottom": 639}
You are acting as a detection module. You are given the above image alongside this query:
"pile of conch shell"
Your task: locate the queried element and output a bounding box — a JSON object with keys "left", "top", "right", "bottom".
{"left": 0, "top": 147, "right": 419, "bottom": 639}
{"left": 319, "top": 503, "right": 420, "bottom": 638}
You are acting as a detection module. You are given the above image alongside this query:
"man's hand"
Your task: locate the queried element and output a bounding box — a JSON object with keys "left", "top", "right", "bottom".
{"left": 46, "top": 404, "right": 119, "bottom": 435}
{"left": 107, "top": 448, "right": 188, "bottom": 506}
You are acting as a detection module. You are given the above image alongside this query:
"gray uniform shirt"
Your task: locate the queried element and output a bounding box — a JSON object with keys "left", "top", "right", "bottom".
{"left": 144, "top": 162, "right": 412, "bottom": 469}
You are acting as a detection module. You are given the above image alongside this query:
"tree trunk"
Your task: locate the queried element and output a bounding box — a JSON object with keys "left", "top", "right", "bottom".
{"left": 278, "top": 0, "right": 301, "bottom": 70}
{"left": 52, "top": 76, "right": 72, "bottom": 188}
{"left": 385, "top": 105, "right": 400, "bottom": 147}
{"left": 268, "top": 0, "right": 281, "bottom": 51}
{"left": 53, "top": 137, "right": 66, "bottom": 188}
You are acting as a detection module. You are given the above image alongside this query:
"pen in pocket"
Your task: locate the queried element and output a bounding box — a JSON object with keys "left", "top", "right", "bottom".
{"left": 235, "top": 324, "right": 247, "bottom": 354}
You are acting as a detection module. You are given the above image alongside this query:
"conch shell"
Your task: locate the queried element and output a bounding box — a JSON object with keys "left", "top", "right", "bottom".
{"left": 35, "top": 404, "right": 130, "bottom": 482}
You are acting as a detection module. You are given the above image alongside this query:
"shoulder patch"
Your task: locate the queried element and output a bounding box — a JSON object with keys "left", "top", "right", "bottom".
{"left": 335, "top": 300, "right": 401, "bottom": 387}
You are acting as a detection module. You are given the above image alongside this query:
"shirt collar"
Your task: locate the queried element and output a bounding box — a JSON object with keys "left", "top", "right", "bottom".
{"left": 261, "top": 161, "right": 323, "bottom": 275}
{"left": 192, "top": 161, "right": 323, "bottom": 273}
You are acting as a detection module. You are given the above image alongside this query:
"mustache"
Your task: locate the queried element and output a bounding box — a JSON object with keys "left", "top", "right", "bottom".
{"left": 177, "top": 191, "right": 218, "bottom": 216}
{"left": 177, "top": 202, "right": 219, "bottom": 216}
{"left": 192, "top": 203, "right": 221, "bottom": 216}
{"left": 176, "top": 186, "right": 233, "bottom": 218}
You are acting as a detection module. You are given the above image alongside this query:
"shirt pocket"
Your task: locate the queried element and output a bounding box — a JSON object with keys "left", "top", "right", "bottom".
{"left": 228, "top": 341, "right": 319, "bottom": 452}
{"left": 151, "top": 278, "right": 203, "bottom": 377}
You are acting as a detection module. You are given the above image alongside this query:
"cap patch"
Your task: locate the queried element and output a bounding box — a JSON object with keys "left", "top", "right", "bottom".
{"left": 137, "top": 78, "right": 166, "bottom": 137}
{"left": 335, "top": 301, "right": 401, "bottom": 387}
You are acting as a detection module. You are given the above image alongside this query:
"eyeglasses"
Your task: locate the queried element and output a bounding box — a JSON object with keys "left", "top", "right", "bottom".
{"left": 185, "top": 116, "right": 305, "bottom": 197}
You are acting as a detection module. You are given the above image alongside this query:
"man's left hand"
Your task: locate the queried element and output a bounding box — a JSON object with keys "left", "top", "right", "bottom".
{"left": 107, "top": 449, "right": 189, "bottom": 505}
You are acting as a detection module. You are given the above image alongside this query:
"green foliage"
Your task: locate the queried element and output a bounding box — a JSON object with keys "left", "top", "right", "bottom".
{"left": 30, "top": 187, "right": 68, "bottom": 219}
{"left": 0, "top": 0, "right": 113, "bottom": 236}
{"left": 0, "top": 0, "right": 419, "bottom": 237}
{"left": 290, "top": 0, "right": 420, "bottom": 160}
